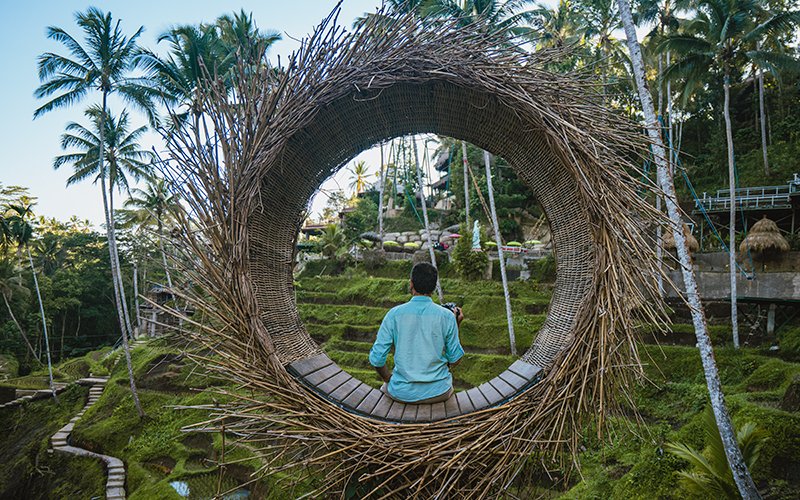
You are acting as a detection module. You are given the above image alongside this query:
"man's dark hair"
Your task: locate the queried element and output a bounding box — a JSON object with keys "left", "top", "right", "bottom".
{"left": 411, "top": 262, "right": 438, "bottom": 295}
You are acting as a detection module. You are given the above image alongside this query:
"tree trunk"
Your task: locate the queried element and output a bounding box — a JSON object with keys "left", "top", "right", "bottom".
{"left": 617, "top": 1, "right": 760, "bottom": 497}
{"left": 757, "top": 42, "right": 770, "bottom": 177}
{"left": 27, "top": 247, "right": 56, "bottom": 401}
{"left": 108, "top": 187, "right": 135, "bottom": 342}
{"left": 98, "top": 92, "right": 145, "bottom": 417}
{"left": 724, "top": 73, "right": 740, "bottom": 349}
{"left": 378, "top": 141, "right": 386, "bottom": 239}
{"left": 132, "top": 261, "right": 141, "bottom": 339}
{"left": 3, "top": 293, "right": 39, "bottom": 362}
{"left": 462, "top": 141, "right": 470, "bottom": 227}
{"left": 484, "top": 150, "right": 517, "bottom": 356}
{"left": 158, "top": 218, "right": 173, "bottom": 290}
{"left": 412, "top": 136, "right": 443, "bottom": 303}
{"left": 60, "top": 313, "right": 66, "bottom": 362}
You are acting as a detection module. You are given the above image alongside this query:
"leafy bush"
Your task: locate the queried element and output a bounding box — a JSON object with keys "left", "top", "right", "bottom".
{"left": 527, "top": 255, "right": 556, "bottom": 283}
{"left": 403, "top": 242, "right": 420, "bottom": 253}
{"left": 342, "top": 197, "right": 378, "bottom": 242}
{"left": 362, "top": 249, "right": 387, "bottom": 270}
{"left": 779, "top": 326, "right": 800, "bottom": 361}
{"left": 317, "top": 224, "right": 348, "bottom": 259}
{"left": 452, "top": 224, "right": 488, "bottom": 280}
{"left": 506, "top": 241, "right": 522, "bottom": 247}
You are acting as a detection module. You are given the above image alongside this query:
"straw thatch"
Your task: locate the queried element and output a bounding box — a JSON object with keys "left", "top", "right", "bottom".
{"left": 155, "top": 6, "right": 674, "bottom": 497}
{"left": 664, "top": 224, "right": 699, "bottom": 252}
{"left": 740, "top": 216, "right": 790, "bottom": 256}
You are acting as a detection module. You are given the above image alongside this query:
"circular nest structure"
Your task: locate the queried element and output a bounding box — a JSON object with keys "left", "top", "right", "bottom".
{"left": 162, "top": 8, "right": 668, "bottom": 497}
{"left": 740, "top": 215, "right": 790, "bottom": 256}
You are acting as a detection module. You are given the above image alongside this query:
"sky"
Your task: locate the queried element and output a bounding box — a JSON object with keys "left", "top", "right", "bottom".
{"left": 0, "top": 0, "right": 558, "bottom": 227}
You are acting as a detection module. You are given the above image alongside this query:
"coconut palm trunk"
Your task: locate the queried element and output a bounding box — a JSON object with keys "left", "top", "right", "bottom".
{"left": 27, "top": 247, "right": 56, "bottom": 401}
{"left": 412, "top": 137, "right": 443, "bottom": 302}
{"left": 132, "top": 260, "right": 141, "bottom": 338}
{"left": 724, "top": 72, "right": 740, "bottom": 349}
{"left": 157, "top": 217, "right": 173, "bottom": 290}
{"left": 108, "top": 186, "right": 136, "bottom": 342}
{"left": 757, "top": 41, "right": 769, "bottom": 177}
{"left": 2, "top": 293, "right": 39, "bottom": 362}
{"left": 97, "top": 94, "right": 144, "bottom": 417}
{"left": 378, "top": 141, "right": 386, "bottom": 239}
{"left": 461, "top": 141, "right": 470, "bottom": 227}
{"left": 484, "top": 150, "right": 517, "bottom": 356}
{"left": 617, "top": 1, "right": 759, "bottom": 497}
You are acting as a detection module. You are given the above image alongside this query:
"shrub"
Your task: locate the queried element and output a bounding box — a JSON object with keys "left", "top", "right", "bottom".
{"left": 362, "top": 249, "right": 387, "bottom": 270}
{"left": 403, "top": 242, "right": 420, "bottom": 253}
{"left": 383, "top": 240, "right": 401, "bottom": 252}
{"left": 779, "top": 326, "right": 800, "bottom": 361}
{"left": 506, "top": 241, "right": 522, "bottom": 247}
{"left": 527, "top": 255, "right": 556, "bottom": 283}
{"left": 452, "top": 224, "right": 489, "bottom": 280}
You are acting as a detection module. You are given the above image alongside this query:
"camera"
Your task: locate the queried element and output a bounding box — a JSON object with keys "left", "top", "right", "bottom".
{"left": 442, "top": 302, "right": 459, "bottom": 315}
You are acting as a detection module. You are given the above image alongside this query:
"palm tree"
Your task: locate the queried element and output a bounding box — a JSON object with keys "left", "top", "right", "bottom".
{"left": 0, "top": 256, "right": 37, "bottom": 362}
{"left": 5, "top": 204, "right": 56, "bottom": 400}
{"left": 424, "top": 0, "right": 537, "bottom": 36}
{"left": 123, "top": 178, "right": 180, "bottom": 289}
{"left": 34, "top": 8, "right": 154, "bottom": 415}
{"left": 53, "top": 106, "right": 150, "bottom": 417}
{"left": 661, "top": 0, "right": 800, "bottom": 348}
{"left": 617, "top": 0, "right": 760, "bottom": 496}
{"left": 317, "top": 224, "right": 347, "bottom": 259}
{"left": 216, "top": 9, "right": 281, "bottom": 70}
{"left": 349, "top": 161, "right": 370, "bottom": 195}
{"left": 666, "top": 406, "right": 766, "bottom": 498}
{"left": 581, "top": 0, "right": 630, "bottom": 100}
{"left": 135, "top": 24, "right": 229, "bottom": 133}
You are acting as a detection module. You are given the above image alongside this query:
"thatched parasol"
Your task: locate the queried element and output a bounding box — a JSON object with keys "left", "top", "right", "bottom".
{"left": 740, "top": 216, "right": 790, "bottom": 256}
{"left": 663, "top": 223, "right": 699, "bottom": 252}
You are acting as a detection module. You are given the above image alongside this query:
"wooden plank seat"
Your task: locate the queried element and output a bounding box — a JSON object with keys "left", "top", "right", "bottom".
{"left": 287, "top": 354, "right": 543, "bottom": 423}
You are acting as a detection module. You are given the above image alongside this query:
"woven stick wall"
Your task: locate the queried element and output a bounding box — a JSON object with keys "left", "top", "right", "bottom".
{"left": 161, "top": 7, "right": 671, "bottom": 498}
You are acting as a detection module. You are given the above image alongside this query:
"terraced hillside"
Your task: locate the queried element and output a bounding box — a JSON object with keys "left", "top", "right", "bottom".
{"left": 296, "top": 275, "right": 552, "bottom": 389}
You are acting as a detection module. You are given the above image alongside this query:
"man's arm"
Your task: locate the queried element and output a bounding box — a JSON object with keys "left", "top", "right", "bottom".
{"left": 374, "top": 364, "right": 391, "bottom": 383}
{"left": 445, "top": 309, "right": 465, "bottom": 368}
{"left": 369, "top": 312, "right": 394, "bottom": 382}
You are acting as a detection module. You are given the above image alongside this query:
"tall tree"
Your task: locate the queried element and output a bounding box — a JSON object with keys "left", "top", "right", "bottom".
{"left": 5, "top": 204, "right": 56, "bottom": 400}
{"left": 53, "top": 106, "right": 150, "bottom": 417}
{"left": 618, "top": 0, "right": 760, "bottom": 496}
{"left": 0, "top": 256, "right": 37, "bottom": 362}
{"left": 661, "top": 0, "right": 800, "bottom": 348}
{"left": 34, "top": 7, "right": 154, "bottom": 417}
{"left": 135, "top": 23, "right": 228, "bottom": 133}
{"left": 349, "top": 160, "right": 370, "bottom": 195}
{"left": 483, "top": 151, "right": 516, "bottom": 355}
{"left": 216, "top": 9, "right": 281, "bottom": 70}
{"left": 123, "top": 178, "right": 180, "bottom": 290}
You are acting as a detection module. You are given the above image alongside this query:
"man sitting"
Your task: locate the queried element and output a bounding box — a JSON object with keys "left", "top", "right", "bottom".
{"left": 369, "top": 262, "right": 465, "bottom": 404}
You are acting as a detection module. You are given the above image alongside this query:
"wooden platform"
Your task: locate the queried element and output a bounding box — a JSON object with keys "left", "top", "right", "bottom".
{"left": 288, "top": 354, "right": 543, "bottom": 423}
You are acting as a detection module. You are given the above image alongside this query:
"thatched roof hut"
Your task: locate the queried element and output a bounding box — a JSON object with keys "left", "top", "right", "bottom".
{"left": 740, "top": 216, "right": 790, "bottom": 256}
{"left": 663, "top": 224, "right": 699, "bottom": 253}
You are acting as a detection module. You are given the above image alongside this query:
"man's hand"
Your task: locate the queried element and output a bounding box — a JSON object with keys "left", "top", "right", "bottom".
{"left": 455, "top": 307, "right": 464, "bottom": 327}
{"left": 374, "top": 364, "right": 392, "bottom": 383}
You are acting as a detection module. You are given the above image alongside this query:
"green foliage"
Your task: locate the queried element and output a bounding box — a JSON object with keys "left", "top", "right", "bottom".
{"left": 779, "top": 326, "right": 800, "bottom": 361}
{"left": 527, "top": 255, "right": 556, "bottom": 283}
{"left": 342, "top": 197, "right": 378, "bottom": 242}
{"left": 452, "top": 225, "right": 488, "bottom": 280}
{"left": 316, "top": 224, "right": 348, "bottom": 260}
{"left": 666, "top": 406, "right": 767, "bottom": 498}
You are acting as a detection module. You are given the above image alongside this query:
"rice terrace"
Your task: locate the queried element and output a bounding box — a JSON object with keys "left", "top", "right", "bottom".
{"left": 1, "top": 1, "right": 799, "bottom": 499}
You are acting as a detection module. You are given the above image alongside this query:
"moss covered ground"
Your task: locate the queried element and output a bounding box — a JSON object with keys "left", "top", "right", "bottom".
{"left": 1, "top": 271, "right": 799, "bottom": 498}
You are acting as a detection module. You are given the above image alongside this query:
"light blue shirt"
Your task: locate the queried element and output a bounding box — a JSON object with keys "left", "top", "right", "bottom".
{"left": 369, "top": 296, "right": 465, "bottom": 403}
